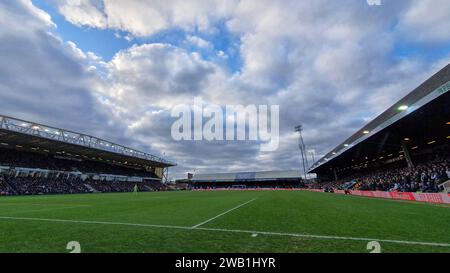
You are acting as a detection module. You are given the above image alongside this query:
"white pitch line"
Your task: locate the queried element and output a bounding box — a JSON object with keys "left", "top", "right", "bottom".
{"left": 0, "top": 216, "right": 187, "bottom": 229}
{"left": 0, "top": 216, "right": 449, "bottom": 248}
{"left": 194, "top": 227, "right": 450, "bottom": 247}
{"left": 191, "top": 198, "right": 257, "bottom": 229}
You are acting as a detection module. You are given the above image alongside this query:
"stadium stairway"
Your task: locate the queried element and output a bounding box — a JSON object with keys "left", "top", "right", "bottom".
{"left": 4, "top": 176, "right": 18, "bottom": 194}
{"left": 143, "top": 185, "right": 154, "bottom": 192}
{"left": 84, "top": 184, "right": 98, "bottom": 193}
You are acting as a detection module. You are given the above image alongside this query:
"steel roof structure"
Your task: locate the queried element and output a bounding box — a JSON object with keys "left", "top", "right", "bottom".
{"left": 309, "top": 63, "right": 450, "bottom": 177}
{"left": 0, "top": 115, "right": 176, "bottom": 168}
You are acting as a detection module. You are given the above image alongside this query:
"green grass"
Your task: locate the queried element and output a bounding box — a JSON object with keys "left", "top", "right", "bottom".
{"left": 0, "top": 190, "right": 449, "bottom": 253}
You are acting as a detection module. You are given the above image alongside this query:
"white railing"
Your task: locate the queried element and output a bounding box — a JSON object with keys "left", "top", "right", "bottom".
{"left": 439, "top": 180, "right": 450, "bottom": 194}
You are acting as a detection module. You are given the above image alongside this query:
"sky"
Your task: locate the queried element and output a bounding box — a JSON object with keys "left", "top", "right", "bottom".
{"left": 0, "top": 0, "right": 449, "bottom": 179}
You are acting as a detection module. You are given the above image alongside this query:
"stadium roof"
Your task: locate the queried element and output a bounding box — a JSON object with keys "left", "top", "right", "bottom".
{"left": 0, "top": 115, "right": 176, "bottom": 168}
{"left": 309, "top": 63, "right": 450, "bottom": 176}
{"left": 191, "top": 170, "right": 302, "bottom": 182}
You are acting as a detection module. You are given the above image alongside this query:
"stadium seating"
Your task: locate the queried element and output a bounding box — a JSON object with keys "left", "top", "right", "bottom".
{"left": 0, "top": 147, "right": 166, "bottom": 196}
{"left": 324, "top": 150, "right": 449, "bottom": 193}
{"left": 0, "top": 173, "right": 166, "bottom": 196}
{"left": 0, "top": 147, "right": 158, "bottom": 178}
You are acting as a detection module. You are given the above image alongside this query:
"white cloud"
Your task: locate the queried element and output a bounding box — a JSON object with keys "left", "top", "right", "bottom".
{"left": 397, "top": 0, "right": 450, "bottom": 43}
{"left": 0, "top": 0, "right": 55, "bottom": 36}
{"left": 102, "top": 43, "right": 225, "bottom": 112}
{"left": 186, "top": 35, "right": 213, "bottom": 50}
{"left": 56, "top": 0, "right": 238, "bottom": 36}
{"left": 57, "top": 0, "right": 107, "bottom": 29}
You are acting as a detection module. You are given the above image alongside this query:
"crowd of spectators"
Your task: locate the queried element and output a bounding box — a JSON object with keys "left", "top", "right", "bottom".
{"left": 0, "top": 174, "right": 90, "bottom": 195}
{"left": 0, "top": 173, "right": 166, "bottom": 196}
{"left": 1, "top": 174, "right": 86, "bottom": 195}
{"left": 324, "top": 153, "right": 450, "bottom": 193}
{"left": 0, "top": 146, "right": 169, "bottom": 196}
{"left": 86, "top": 178, "right": 166, "bottom": 193}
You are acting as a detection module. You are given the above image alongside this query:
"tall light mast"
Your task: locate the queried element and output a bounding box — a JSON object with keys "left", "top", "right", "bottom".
{"left": 308, "top": 149, "right": 316, "bottom": 166}
{"left": 295, "top": 125, "right": 309, "bottom": 180}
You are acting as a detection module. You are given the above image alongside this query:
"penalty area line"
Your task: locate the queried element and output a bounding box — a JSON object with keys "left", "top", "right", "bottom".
{"left": 191, "top": 198, "right": 257, "bottom": 229}
{"left": 0, "top": 216, "right": 449, "bottom": 248}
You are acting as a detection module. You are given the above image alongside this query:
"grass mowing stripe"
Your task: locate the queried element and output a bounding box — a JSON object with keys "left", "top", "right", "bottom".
{"left": 0, "top": 203, "right": 92, "bottom": 206}
{"left": 0, "top": 205, "right": 92, "bottom": 215}
{"left": 0, "top": 216, "right": 449, "bottom": 248}
{"left": 191, "top": 198, "right": 257, "bottom": 229}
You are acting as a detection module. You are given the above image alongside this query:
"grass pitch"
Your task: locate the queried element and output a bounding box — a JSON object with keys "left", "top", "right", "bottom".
{"left": 0, "top": 190, "right": 449, "bottom": 253}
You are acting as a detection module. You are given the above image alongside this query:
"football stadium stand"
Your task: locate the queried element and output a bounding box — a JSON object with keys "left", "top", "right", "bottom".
{"left": 309, "top": 63, "right": 450, "bottom": 195}
{"left": 0, "top": 115, "right": 176, "bottom": 196}
{"left": 189, "top": 170, "right": 306, "bottom": 189}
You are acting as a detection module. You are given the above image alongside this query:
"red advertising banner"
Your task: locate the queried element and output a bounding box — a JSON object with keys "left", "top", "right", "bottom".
{"left": 195, "top": 188, "right": 450, "bottom": 204}
{"left": 330, "top": 189, "right": 449, "bottom": 204}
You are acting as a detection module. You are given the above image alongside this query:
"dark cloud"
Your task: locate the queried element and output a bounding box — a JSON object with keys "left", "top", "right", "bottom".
{"left": 0, "top": 0, "right": 127, "bottom": 144}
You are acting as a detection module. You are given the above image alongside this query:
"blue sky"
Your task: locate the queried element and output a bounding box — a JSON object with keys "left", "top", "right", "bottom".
{"left": 31, "top": 0, "right": 450, "bottom": 69}
{"left": 32, "top": 0, "right": 130, "bottom": 61}
{"left": 32, "top": 0, "right": 243, "bottom": 72}
{"left": 393, "top": 42, "right": 450, "bottom": 61}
